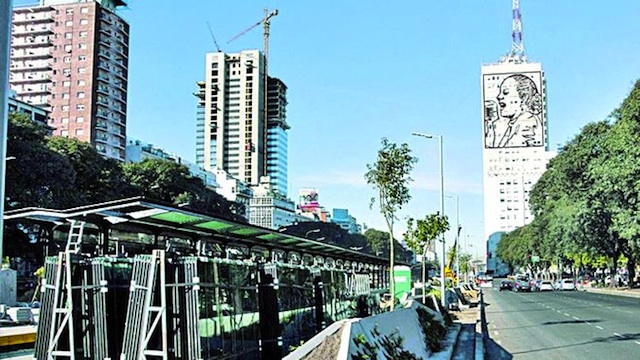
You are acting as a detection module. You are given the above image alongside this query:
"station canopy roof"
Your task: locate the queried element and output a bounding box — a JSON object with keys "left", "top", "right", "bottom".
{"left": 4, "top": 197, "right": 389, "bottom": 265}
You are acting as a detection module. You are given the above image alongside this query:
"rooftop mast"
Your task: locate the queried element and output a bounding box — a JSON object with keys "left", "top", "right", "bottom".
{"left": 511, "top": 0, "right": 525, "bottom": 60}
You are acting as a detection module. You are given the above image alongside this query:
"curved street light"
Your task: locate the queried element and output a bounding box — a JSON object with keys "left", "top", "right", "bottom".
{"left": 305, "top": 229, "right": 320, "bottom": 238}
{"left": 412, "top": 131, "right": 446, "bottom": 308}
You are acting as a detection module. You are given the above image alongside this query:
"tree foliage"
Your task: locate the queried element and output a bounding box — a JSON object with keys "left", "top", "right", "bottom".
{"left": 4, "top": 112, "right": 245, "bottom": 222}
{"left": 404, "top": 213, "right": 449, "bottom": 256}
{"left": 503, "top": 80, "right": 640, "bottom": 285}
{"left": 365, "top": 138, "right": 417, "bottom": 307}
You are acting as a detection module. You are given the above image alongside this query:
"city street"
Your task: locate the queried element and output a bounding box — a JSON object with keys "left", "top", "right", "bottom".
{"left": 483, "top": 283, "right": 640, "bottom": 359}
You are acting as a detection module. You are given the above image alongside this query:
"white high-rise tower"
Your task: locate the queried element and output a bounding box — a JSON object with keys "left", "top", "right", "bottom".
{"left": 481, "top": 0, "right": 554, "bottom": 273}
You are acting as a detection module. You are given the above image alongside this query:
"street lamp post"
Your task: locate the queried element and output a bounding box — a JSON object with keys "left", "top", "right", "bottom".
{"left": 412, "top": 132, "right": 446, "bottom": 307}
{"left": 0, "top": 0, "right": 13, "bottom": 271}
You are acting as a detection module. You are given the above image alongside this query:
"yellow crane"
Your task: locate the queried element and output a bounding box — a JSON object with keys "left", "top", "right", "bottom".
{"left": 228, "top": 9, "right": 279, "bottom": 176}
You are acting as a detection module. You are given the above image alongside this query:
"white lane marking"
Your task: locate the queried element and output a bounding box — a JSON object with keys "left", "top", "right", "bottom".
{"left": 557, "top": 310, "right": 562, "bottom": 313}
{"left": 614, "top": 333, "right": 624, "bottom": 338}
{"left": 635, "top": 341, "right": 640, "bottom": 345}
{"left": 626, "top": 311, "right": 633, "bottom": 314}
{"left": 572, "top": 316, "right": 580, "bottom": 320}
{"left": 564, "top": 313, "right": 570, "bottom": 317}
{"left": 596, "top": 325, "right": 604, "bottom": 330}
{"left": 607, "top": 307, "right": 612, "bottom": 309}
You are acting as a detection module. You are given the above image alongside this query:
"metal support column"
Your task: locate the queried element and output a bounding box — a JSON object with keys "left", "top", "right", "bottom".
{"left": 257, "top": 263, "right": 281, "bottom": 360}
{"left": 313, "top": 275, "right": 325, "bottom": 332}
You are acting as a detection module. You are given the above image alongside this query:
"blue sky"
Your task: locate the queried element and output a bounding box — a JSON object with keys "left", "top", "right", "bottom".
{"left": 14, "top": 0, "right": 640, "bottom": 257}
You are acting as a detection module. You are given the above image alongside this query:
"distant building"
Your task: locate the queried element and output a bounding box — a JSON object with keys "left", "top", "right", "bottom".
{"left": 10, "top": 0, "right": 130, "bottom": 161}
{"left": 7, "top": 90, "right": 50, "bottom": 127}
{"left": 248, "top": 176, "right": 295, "bottom": 230}
{"left": 331, "top": 208, "right": 361, "bottom": 234}
{"left": 125, "top": 139, "right": 218, "bottom": 189}
{"left": 214, "top": 168, "right": 253, "bottom": 219}
{"left": 486, "top": 232, "right": 510, "bottom": 276}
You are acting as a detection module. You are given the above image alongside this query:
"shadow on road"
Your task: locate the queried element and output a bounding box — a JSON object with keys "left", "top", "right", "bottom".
{"left": 542, "top": 319, "right": 602, "bottom": 326}
{"left": 485, "top": 304, "right": 594, "bottom": 314}
{"left": 485, "top": 337, "right": 513, "bottom": 360}
{"left": 509, "top": 332, "right": 640, "bottom": 356}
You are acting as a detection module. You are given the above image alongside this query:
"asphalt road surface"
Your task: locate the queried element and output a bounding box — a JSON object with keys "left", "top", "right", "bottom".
{"left": 483, "top": 282, "right": 640, "bottom": 360}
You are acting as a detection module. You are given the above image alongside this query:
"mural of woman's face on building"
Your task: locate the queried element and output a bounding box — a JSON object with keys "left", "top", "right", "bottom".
{"left": 496, "top": 77, "right": 522, "bottom": 119}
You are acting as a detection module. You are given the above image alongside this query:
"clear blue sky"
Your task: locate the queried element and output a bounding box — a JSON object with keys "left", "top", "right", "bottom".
{"left": 14, "top": 0, "right": 640, "bottom": 257}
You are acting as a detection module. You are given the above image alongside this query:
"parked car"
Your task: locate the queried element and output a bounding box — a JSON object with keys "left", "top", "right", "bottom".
{"left": 538, "top": 280, "right": 554, "bottom": 291}
{"left": 499, "top": 280, "right": 514, "bottom": 291}
{"left": 531, "top": 279, "right": 542, "bottom": 291}
{"left": 513, "top": 279, "right": 531, "bottom": 292}
{"left": 561, "top": 279, "right": 576, "bottom": 291}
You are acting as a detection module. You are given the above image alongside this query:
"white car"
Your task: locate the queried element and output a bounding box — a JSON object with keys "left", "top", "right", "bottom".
{"left": 561, "top": 279, "right": 576, "bottom": 291}
{"left": 538, "top": 280, "right": 553, "bottom": 291}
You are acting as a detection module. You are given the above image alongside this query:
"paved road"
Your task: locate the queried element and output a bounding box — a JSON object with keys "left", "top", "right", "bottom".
{"left": 483, "top": 283, "right": 640, "bottom": 360}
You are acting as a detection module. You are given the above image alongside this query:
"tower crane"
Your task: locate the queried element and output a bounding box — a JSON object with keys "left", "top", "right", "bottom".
{"left": 206, "top": 21, "right": 222, "bottom": 52}
{"left": 227, "top": 9, "right": 279, "bottom": 177}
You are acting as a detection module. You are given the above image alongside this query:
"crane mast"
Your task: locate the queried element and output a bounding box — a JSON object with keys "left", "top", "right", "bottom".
{"left": 227, "top": 9, "right": 278, "bottom": 178}
{"left": 262, "top": 9, "right": 278, "bottom": 177}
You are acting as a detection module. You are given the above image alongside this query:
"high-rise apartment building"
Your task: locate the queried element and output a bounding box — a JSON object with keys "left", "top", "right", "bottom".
{"left": 10, "top": 0, "right": 129, "bottom": 161}
{"left": 196, "top": 50, "right": 289, "bottom": 196}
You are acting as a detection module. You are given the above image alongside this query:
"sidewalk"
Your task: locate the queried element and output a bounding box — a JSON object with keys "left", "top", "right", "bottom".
{"left": 583, "top": 285, "right": 640, "bottom": 298}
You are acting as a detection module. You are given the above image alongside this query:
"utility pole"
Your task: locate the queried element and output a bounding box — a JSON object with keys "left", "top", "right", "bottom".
{"left": 0, "top": 0, "right": 13, "bottom": 267}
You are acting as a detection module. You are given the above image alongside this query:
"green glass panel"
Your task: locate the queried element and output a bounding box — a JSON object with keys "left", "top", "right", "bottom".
{"left": 231, "top": 227, "right": 263, "bottom": 236}
{"left": 195, "top": 221, "right": 234, "bottom": 231}
{"left": 279, "top": 238, "right": 299, "bottom": 245}
{"left": 151, "top": 212, "right": 203, "bottom": 224}
{"left": 257, "top": 233, "right": 286, "bottom": 241}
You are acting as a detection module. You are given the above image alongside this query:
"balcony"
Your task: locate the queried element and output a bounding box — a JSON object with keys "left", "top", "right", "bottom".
{"left": 97, "top": 86, "right": 110, "bottom": 96}
{"left": 20, "top": 87, "right": 51, "bottom": 95}
{"left": 12, "top": 14, "right": 54, "bottom": 25}
{"left": 10, "top": 74, "right": 50, "bottom": 84}
{"left": 112, "top": 127, "right": 126, "bottom": 139}
{"left": 96, "top": 121, "right": 108, "bottom": 130}
{"left": 13, "top": 26, "right": 53, "bottom": 37}
{"left": 10, "top": 62, "right": 52, "bottom": 72}
{"left": 12, "top": 38, "right": 51, "bottom": 48}
{"left": 11, "top": 50, "right": 52, "bottom": 60}
{"left": 99, "top": 37, "right": 112, "bottom": 48}
{"left": 96, "top": 110, "right": 110, "bottom": 120}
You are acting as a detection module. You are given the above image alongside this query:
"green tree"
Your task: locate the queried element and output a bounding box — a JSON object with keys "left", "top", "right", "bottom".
{"left": 365, "top": 138, "right": 417, "bottom": 310}
{"left": 403, "top": 213, "right": 449, "bottom": 297}
{"left": 47, "top": 136, "right": 132, "bottom": 205}
{"left": 590, "top": 81, "right": 640, "bottom": 284}
{"left": 5, "top": 112, "right": 78, "bottom": 209}
{"left": 363, "top": 228, "right": 412, "bottom": 262}
{"left": 122, "top": 158, "right": 246, "bottom": 222}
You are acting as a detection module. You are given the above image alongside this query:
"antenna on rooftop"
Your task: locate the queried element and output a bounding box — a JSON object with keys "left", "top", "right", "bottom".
{"left": 511, "top": 0, "right": 525, "bottom": 59}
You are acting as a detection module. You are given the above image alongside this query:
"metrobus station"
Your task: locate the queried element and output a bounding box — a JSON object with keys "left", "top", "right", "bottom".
{"left": 2, "top": 197, "right": 395, "bottom": 359}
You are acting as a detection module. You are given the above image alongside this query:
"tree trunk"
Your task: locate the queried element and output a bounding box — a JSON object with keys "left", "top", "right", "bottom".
{"left": 387, "top": 230, "right": 395, "bottom": 310}
{"left": 627, "top": 257, "right": 636, "bottom": 288}
{"left": 611, "top": 252, "right": 619, "bottom": 288}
